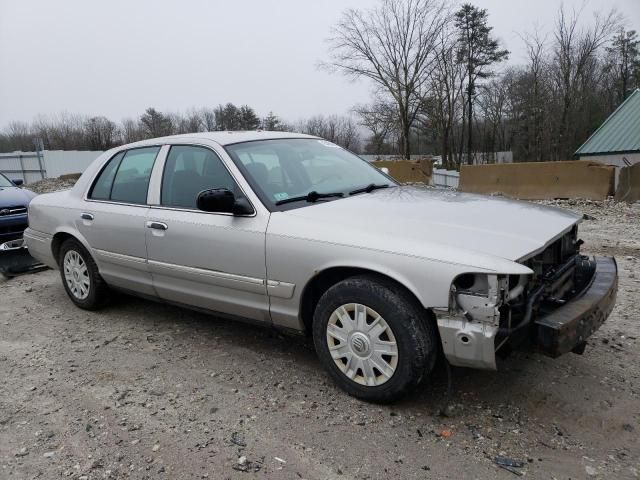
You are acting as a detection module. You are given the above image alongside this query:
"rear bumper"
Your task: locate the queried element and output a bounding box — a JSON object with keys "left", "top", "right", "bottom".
{"left": 534, "top": 256, "right": 617, "bottom": 357}
{"left": 23, "top": 228, "right": 57, "bottom": 269}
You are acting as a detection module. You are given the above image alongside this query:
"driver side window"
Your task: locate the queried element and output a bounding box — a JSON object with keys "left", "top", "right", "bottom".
{"left": 160, "top": 145, "right": 238, "bottom": 210}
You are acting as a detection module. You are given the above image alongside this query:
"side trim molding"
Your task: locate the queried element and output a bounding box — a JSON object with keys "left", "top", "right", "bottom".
{"left": 148, "top": 259, "right": 266, "bottom": 296}
{"left": 94, "top": 248, "right": 148, "bottom": 271}
{"left": 93, "top": 252, "right": 296, "bottom": 299}
{"left": 149, "top": 259, "right": 263, "bottom": 284}
{"left": 266, "top": 279, "right": 296, "bottom": 299}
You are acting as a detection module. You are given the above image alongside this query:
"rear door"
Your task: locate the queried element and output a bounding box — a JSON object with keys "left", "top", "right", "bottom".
{"left": 145, "top": 143, "right": 270, "bottom": 322}
{"left": 78, "top": 146, "right": 163, "bottom": 295}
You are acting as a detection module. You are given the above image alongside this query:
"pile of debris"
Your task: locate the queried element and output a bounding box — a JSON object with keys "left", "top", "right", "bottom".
{"left": 27, "top": 177, "right": 78, "bottom": 195}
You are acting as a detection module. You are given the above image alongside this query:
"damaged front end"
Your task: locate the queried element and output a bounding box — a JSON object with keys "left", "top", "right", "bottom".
{"left": 436, "top": 273, "right": 507, "bottom": 369}
{"left": 436, "top": 226, "right": 618, "bottom": 370}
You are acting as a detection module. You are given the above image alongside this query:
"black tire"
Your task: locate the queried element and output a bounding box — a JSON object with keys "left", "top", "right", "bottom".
{"left": 312, "top": 275, "right": 438, "bottom": 403}
{"left": 58, "top": 238, "right": 110, "bottom": 310}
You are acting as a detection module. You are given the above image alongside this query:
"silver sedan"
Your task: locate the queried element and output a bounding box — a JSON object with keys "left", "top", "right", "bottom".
{"left": 25, "top": 132, "right": 617, "bottom": 402}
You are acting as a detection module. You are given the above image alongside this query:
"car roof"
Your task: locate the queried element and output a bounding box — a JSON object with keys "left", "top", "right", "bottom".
{"left": 127, "top": 131, "right": 320, "bottom": 148}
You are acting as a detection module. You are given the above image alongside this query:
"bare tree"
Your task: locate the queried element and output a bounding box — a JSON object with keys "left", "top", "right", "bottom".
{"left": 325, "top": 0, "right": 449, "bottom": 159}
{"left": 477, "top": 75, "right": 510, "bottom": 155}
{"left": 335, "top": 116, "right": 360, "bottom": 151}
{"left": 354, "top": 98, "right": 398, "bottom": 154}
{"left": 170, "top": 109, "right": 203, "bottom": 134}
{"left": 36, "top": 114, "right": 86, "bottom": 150}
{"left": 297, "top": 114, "right": 361, "bottom": 151}
{"left": 199, "top": 108, "right": 217, "bottom": 132}
{"left": 521, "top": 31, "right": 549, "bottom": 161}
{"left": 140, "top": 108, "right": 173, "bottom": 138}
{"left": 5, "top": 121, "right": 35, "bottom": 151}
{"left": 426, "top": 28, "right": 466, "bottom": 166}
{"left": 605, "top": 28, "right": 640, "bottom": 102}
{"left": 298, "top": 115, "right": 329, "bottom": 139}
{"left": 84, "top": 116, "right": 120, "bottom": 150}
{"left": 552, "top": 5, "right": 620, "bottom": 159}
{"left": 121, "top": 118, "right": 145, "bottom": 144}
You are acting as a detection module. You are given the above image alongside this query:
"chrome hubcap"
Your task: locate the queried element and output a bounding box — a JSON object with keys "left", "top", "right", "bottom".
{"left": 326, "top": 303, "right": 398, "bottom": 386}
{"left": 63, "top": 250, "right": 90, "bottom": 300}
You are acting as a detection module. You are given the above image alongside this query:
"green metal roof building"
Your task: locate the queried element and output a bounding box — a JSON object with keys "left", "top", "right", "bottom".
{"left": 575, "top": 89, "right": 640, "bottom": 187}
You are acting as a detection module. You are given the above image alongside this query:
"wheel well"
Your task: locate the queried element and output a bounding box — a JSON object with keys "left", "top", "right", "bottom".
{"left": 51, "top": 232, "right": 75, "bottom": 265}
{"left": 299, "top": 266, "right": 428, "bottom": 335}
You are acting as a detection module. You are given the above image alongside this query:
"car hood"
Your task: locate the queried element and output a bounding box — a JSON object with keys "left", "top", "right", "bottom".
{"left": 279, "top": 186, "right": 581, "bottom": 266}
{"left": 0, "top": 186, "right": 36, "bottom": 207}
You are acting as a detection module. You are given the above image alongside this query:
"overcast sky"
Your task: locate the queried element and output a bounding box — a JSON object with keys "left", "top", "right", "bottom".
{"left": 0, "top": 0, "right": 638, "bottom": 127}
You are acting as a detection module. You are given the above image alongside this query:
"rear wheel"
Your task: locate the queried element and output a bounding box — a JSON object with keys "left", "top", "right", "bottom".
{"left": 313, "top": 275, "right": 437, "bottom": 403}
{"left": 59, "top": 238, "right": 110, "bottom": 310}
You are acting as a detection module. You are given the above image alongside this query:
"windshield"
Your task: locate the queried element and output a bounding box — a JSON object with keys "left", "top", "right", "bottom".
{"left": 225, "top": 139, "right": 396, "bottom": 209}
{"left": 0, "top": 173, "right": 15, "bottom": 188}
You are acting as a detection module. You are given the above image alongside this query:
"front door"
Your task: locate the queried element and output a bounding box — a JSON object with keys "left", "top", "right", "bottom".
{"left": 145, "top": 144, "right": 269, "bottom": 322}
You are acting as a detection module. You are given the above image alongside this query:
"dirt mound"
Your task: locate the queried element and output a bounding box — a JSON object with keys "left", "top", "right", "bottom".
{"left": 27, "top": 177, "right": 78, "bottom": 195}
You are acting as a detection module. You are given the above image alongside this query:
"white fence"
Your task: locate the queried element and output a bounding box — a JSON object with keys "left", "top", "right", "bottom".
{"left": 0, "top": 150, "right": 103, "bottom": 183}
{"left": 432, "top": 168, "right": 459, "bottom": 188}
{"left": 42, "top": 150, "right": 103, "bottom": 178}
{"left": 0, "top": 152, "right": 46, "bottom": 183}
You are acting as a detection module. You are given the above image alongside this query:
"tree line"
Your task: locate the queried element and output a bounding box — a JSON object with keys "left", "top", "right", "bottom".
{"left": 1, "top": 0, "right": 638, "bottom": 165}
{"left": 0, "top": 104, "right": 361, "bottom": 154}
{"left": 327, "top": 0, "right": 638, "bottom": 165}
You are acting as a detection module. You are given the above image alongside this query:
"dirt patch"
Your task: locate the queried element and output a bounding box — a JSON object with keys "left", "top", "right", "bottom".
{"left": 1, "top": 199, "right": 639, "bottom": 479}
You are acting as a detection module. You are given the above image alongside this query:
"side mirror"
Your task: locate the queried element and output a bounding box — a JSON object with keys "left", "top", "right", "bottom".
{"left": 197, "top": 188, "right": 253, "bottom": 215}
{"left": 379, "top": 167, "right": 390, "bottom": 175}
{"left": 12, "top": 179, "right": 24, "bottom": 186}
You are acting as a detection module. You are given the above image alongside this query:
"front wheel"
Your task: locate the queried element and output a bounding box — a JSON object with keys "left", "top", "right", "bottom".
{"left": 59, "top": 238, "right": 110, "bottom": 310}
{"left": 312, "top": 275, "right": 438, "bottom": 403}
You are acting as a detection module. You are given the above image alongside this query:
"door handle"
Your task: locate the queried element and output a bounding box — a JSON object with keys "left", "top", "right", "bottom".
{"left": 81, "top": 213, "right": 94, "bottom": 221}
{"left": 146, "top": 221, "right": 168, "bottom": 231}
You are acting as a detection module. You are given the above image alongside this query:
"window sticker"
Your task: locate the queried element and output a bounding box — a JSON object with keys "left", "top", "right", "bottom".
{"left": 317, "top": 140, "right": 340, "bottom": 148}
{"left": 274, "top": 192, "right": 289, "bottom": 201}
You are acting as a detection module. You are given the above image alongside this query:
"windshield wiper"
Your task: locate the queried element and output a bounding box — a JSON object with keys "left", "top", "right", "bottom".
{"left": 349, "top": 183, "right": 390, "bottom": 196}
{"left": 275, "top": 191, "right": 344, "bottom": 206}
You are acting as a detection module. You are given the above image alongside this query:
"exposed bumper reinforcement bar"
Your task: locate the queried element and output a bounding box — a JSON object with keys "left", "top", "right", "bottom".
{"left": 534, "top": 256, "right": 618, "bottom": 357}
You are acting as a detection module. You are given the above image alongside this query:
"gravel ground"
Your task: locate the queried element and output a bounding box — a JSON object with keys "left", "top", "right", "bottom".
{"left": 1, "top": 193, "right": 639, "bottom": 480}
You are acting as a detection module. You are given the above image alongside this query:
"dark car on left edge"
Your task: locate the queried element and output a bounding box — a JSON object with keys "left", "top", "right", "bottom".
{"left": 0, "top": 172, "right": 37, "bottom": 249}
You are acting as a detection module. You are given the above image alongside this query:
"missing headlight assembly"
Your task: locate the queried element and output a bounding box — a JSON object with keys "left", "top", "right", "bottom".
{"left": 452, "top": 273, "right": 509, "bottom": 324}
{"left": 435, "top": 274, "right": 509, "bottom": 370}
{"left": 435, "top": 272, "right": 536, "bottom": 370}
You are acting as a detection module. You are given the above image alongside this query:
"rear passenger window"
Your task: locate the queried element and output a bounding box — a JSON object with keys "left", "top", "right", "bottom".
{"left": 89, "top": 152, "right": 124, "bottom": 200}
{"left": 161, "top": 146, "right": 237, "bottom": 209}
{"left": 110, "top": 147, "right": 159, "bottom": 204}
{"left": 89, "top": 147, "right": 159, "bottom": 204}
